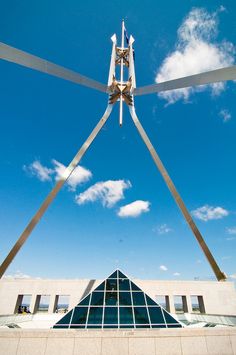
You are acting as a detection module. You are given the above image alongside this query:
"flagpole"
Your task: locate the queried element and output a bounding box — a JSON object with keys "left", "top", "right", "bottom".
{"left": 119, "top": 20, "right": 125, "bottom": 126}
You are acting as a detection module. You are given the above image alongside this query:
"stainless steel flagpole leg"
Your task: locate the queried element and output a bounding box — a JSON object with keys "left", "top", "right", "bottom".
{"left": 0, "top": 104, "right": 113, "bottom": 278}
{"left": 129, "top": 105, "right": 226, "bottom": 281}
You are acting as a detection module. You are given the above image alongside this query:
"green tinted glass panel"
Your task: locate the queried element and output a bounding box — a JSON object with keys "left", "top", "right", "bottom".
{"left": 91, "top": 292, "right": 104, "bottom": 306}
{"left": 119, "top": 292, "right": 132, "bottom": 306}
{"left": 104, "top": 307, "right": 118, "bottom": 324}
{"left": 87, "top": 325, "right": 102, "bottom": 328}
{"left": 55, "top": 309, "right": 72, "bottom": 325}
{"left": 53, "top": 269, "right": 182, "bottom": 330}
{"left": 79, "top": 294, "right": 90, "bottom": 306}
{"left": 106, "top": 278, "right": 117, "bottom": 291}
{"left": 119, "top": 307, "right": 134, "bottom": 324}
{"left": 103, "top": 325, "right": 118, "bottom": 328}
{"left": 145, "top": 295, "right": 157, "bottom": 306}
{"left": 119, "top": 278, "right": 130, "bottom": 291}
{"left": 87, "top": 307, "right": 103, "bottom": 325}
{"left": 130, "top": 281, "right": 141, "bottom": 291}
{"left": 118, "top": 271, "right": 127, "bottom": 278}
{"left": 132, "top": 292, "right": 146, "bottom": 306}
{"left": 152, "top": 324, "right": 167, "bottom": 328}
{"left": 108, "top": 271, "right": 118, "bottom": 278}
{"left": 71, "top": 307, "right": 88, "bottom": 324}
{"left": 167, "top": 324, "right": 182, "bottom": 328}
{"left": 136, "top": 324, "right": 150, "bottom": 328}
{"left": 70, "top": 324, "right": 86, "bottom": 328}
{"left": 148, "top": 307, "right": 164, "bottom": 324}
{"left": 95, "top": 281, "right": 105, "bottom": 291}
{"left": 163, "top": 310, "right": 179, "bottom": 324}
{"left": 120, "top": 325, "right": 134, "bottom": 328}
{"left": 105, "top": 292, "right": 118, "bottom": 306}
{"left": 134, "top": 307, "right": 149, "bottom": 325}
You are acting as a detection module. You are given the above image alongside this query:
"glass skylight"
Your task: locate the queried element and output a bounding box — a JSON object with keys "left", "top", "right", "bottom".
{"left": 53, "top": 269, "right": 182, "bottom": 329}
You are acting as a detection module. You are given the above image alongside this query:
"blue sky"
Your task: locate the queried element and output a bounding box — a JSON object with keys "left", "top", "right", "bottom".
{"left": 0, "top": 0, "right": 236, "bottom": 280}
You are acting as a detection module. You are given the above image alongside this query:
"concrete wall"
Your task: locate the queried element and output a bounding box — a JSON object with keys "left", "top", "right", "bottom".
{"left": 0, "top": 278, "right": 236, "bottom": 316}
{"left": 137, "top": 279, "right": 236, "bottom": 316}
{"left": 0, "top": 328, "right": 236, "bottom": 355}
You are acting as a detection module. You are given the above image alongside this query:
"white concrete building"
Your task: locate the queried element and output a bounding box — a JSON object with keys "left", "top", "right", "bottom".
{"left": 0, "top": 271, "right": 236, "bottom": 354}
{"left": 0, "top": 276, "right": 236, "bottom": 317}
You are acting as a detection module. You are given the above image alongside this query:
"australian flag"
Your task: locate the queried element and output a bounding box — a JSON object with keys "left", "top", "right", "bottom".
{"left": 124, "top": 25, "right": 129, "bottom": 46}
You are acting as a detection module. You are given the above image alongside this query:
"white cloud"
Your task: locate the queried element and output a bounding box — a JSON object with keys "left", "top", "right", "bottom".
{"left": 226, "top": 237, "right": 236, "bottom": 241}
{"left": 117, "top": 200, "right": 150, "bottom": 218}
{"left": 156, "top": 8, "right": 235, "bottom": 104}
{"left": 219, "top": 109, "right": 231, "bottom": 122}
{"left": 76, "top": 180, "right": 131, "bottom": 207}
{"left": 159, "top": 265, "right": 168, "bottom": 271}
{"left": 226, "top": 227, "right": 236, "bottom": 235}
{"left": 173, "top": 272, "right": 181, "bottom": 276}
{"left": 3, "top": 270, "right": 31, "bottom": 279}
{"left": 154, "top": 223, "right": 172, "bottom": 235}
{"left": 52, "top": 159, "right": 92, "bottom": 191}
{"left": 191, "top": 205, "right": 229, "bottom": 221}
{"left": 24, "top": 160, "right": 53, "bottom": 181}
{"left": 230, "top": 274, "right": 236, "bottom": 279}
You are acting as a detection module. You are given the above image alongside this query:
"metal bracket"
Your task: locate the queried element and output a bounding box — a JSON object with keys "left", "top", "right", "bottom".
{"left": 115, "top": 47, "right": 129, "bottom": 67}
{"left": 108, "top": 77, "right": 133, "bottom": 105}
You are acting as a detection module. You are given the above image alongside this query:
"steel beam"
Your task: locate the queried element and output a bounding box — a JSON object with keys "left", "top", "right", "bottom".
{"left": 129, "top": 105, "right": 226, "bottom": 282}
{"left": 0, "top": 104, "right": 113, "bottom": 278}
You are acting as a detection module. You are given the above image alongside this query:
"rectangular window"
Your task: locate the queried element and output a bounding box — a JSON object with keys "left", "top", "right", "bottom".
{"left": 174, "top": 295, "right": 188, "bottom": 313}
{"left": 191, "top": 295, "right": 205, "bottom": 314}
{"left": 15, "top": 294, "right": 32, "bottom": 314}
{"left": 156, "top": 295, "right": 166, "bottom": 308}
{"left": 38, "top": 295, "right": 50, "bottom": 313}
{"left": 155, "top": 295, "right": 170, "bottom": 312}
{"left": 55, "top": 295, "right": 69, "bottom": 313}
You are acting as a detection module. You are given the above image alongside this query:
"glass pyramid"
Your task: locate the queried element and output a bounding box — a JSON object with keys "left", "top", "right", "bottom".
{"left": 53, "top": 269, "right": 182, "bottom": 329}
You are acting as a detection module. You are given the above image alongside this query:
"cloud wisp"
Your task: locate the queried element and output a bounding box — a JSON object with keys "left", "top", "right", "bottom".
{"left": 153, "top": 223, "right": 173, "bottom": 235}
{"left": 226, "top": 227, "right": 236, "bottom": 241}
{"left": 191, "top": 204, "right": 229, "bottom": 221}
{"left": 75, "top": 180, "right": 131, "bottom": 207}
{"left": 3, "top": 270, "right": 31, "bottom": 279}
{"left": 159, "top": 265, "right": 168, "bottom": 271}
{"left": 24, "top": 160, "right": 53, "bottom": 182}
{"left": 219, "top": 109, "right": 231, "bottom": 123}
{"left": 155, "top": 7, "right": 235, "bottom": 104}
{"left": 117, "top": 200, "right": 150, "bottom": 218}
{"left": 173, "top": 272, "right": 181, "bottom": 276}
{"left": 226, "top": 227, "right": 236, "bottom": 235}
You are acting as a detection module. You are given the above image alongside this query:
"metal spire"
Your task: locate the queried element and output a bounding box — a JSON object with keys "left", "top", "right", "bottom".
{"left": 0, "top": 22, "right": 233, "bottom": 281}
{"left": 119, "top": 20, "right": 125, "bottom": 126}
